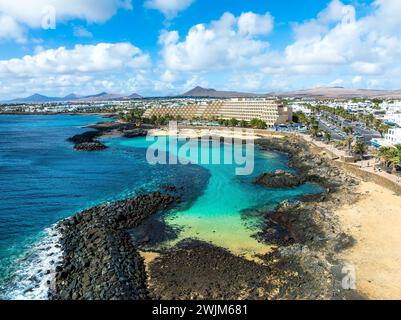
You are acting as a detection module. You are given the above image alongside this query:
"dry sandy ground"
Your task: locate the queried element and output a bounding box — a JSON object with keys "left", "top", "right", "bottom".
{"left": 337, "top": 181, "right": 401, "bottom": 300}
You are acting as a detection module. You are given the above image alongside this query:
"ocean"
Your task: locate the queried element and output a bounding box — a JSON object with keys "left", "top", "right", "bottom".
{"left": 0, "top": 115, "right": 322, "bottom": 299}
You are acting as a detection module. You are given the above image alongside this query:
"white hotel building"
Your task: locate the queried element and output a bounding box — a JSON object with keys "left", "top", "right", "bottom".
{"left": 143, "top": 98, "right": 292, "bottom": 128}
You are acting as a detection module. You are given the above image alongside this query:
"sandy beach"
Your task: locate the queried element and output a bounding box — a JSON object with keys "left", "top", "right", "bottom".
{"left": 148, "top": 127, "right": 261, "bottom": 140}
{"left": 147, "top": 126, "right": 290, "bottom": 140}
{"left": 337, "top": 181, "right": 401, "bottom": 299}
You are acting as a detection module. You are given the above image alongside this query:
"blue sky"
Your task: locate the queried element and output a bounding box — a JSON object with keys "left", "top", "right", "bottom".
{"left": 1, "top": 0, "right": 400, "bottom": 99}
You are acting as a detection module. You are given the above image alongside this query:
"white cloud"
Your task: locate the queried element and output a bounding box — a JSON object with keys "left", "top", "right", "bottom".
{"left": 144, "top": 0, "right": 194, "bottom": 19}
{"left": 6, "top": 0, "right": 401, "bottom": 97}
{"left": 237, "top": 12, "right": 273, "bottom": 36}
{"left": 352, "top": 76, "right": 363, "bottom": 85}
{"left": 0, "top": 42, "right": 151, "bottom": 98}
{"left": 159, "top": 11, "right": 273, "bottom": 72}
{"left": 0, "top": 43, "right": 149, "bottom": 77}
{"left": 285, "top": 0, "right": 357, "bottom": 67}
{"left": 73, "top": 26, "right": 93, "bottom": 38}
{"left": 262, "top": 0, "right": 401, "bottom": 89}
{"left": 0, "top": 0, "right": 132, "bottom": 41}
{"left": 160, "top": 69, "right": 176, "bottom": 82}
{"left": 154, "top": 0, "right": 401, "bottom": 93}
{"left": 228, "top": 72, "right": 266, "bottom": 91}
{"left": 351, "top": 61, "right": 381, "bottom": 75}
{"left": 0, "top": 14, "right": 26, "bottom": 43}
{"left": 330, "top": 78, "right": 344, "bottom": 86}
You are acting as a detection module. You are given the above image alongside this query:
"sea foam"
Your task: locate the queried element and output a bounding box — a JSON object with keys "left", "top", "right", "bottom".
{"left": 0, "top": 226, "right": 62, "bottom": 300}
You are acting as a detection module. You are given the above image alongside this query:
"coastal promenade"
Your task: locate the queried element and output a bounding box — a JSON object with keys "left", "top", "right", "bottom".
{"left": 301, "top": 134, "right": 401, "bottom": 189}
{"left": 299, "top": 134, "right": 401, "bottom": 299}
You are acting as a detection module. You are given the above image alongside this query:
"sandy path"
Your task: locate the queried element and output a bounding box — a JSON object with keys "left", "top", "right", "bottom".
{"left": 337, "top": 181, "right": 401, "bottom": 299}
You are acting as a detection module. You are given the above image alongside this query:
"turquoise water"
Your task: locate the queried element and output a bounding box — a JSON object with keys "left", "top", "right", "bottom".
{"left": 115, "top": 136, "right": 322, "bottom": 257}
{"left": 0, "top": 115, "right": 210, "bottom": 299}
{"left": 0, "top": 115, "right": 322, "bottom": 299}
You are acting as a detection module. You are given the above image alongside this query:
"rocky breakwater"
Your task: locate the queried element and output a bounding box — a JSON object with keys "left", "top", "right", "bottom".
{"left": 67, "top": 130, "right": 107, "bottom": 151}
{"left": 50, "top": 192, "right": 179, "bottom": 300}
{"left": 68, "top": 121, "right": 149, "bottom": 151}
{"left": 122, "top": 128, "right": 147, "bottom": 138}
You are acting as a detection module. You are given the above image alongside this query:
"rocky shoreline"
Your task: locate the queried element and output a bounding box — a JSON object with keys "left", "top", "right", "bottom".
{"left": 50, "top": 192, "right": 180, "bottom": 300}
{"left": 254, "top": 137, "right": 363, "bottom": 298}
{"left": 67, "top": 120, "right": 149, "bottom": 151}
{"left": 254, "top": 170, "right": 304, "bottom": 188}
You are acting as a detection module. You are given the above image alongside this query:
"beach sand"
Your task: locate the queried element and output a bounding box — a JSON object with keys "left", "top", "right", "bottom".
{"left": 148, "top": 128, "right": 261, "bottom": 140}
{"left": 337, "top": 181, "right": 401, "bottom": 299}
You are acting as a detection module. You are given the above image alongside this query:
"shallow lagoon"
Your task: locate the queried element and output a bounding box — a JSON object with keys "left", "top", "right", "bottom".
{"left": 117, "top": 135, "right": 322, "bottom": 257}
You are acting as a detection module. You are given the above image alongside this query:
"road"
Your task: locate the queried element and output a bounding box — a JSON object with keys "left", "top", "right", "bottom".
{"left": 316, "top": 112, "right": 381, "bottom": 142}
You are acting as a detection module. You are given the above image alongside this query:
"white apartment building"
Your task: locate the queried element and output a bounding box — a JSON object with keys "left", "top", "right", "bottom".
{"left": 143, "top": 98, "right": 292, "bottom": 127}
{"left": 372, "top": 128, "right": 401, "bottom": 148}
{"left": 385, "top": 128, "right": 401, "bottom": 146}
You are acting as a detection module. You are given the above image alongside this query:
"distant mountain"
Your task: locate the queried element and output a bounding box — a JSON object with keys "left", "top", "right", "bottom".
{"left": 78, "top": 92, "right": 125, "bottom": 102}
{"left": 182, "top": 86, "right": 401, "bottom": 99}
{"left": 7, "top": 86, "right": 401, "bottom": 104}
{"left": 9, "top": 93, "right": 63, "bottom": 103}
{"left": 63, "top": 93, "right": 82, "bottom": 100}
{"left": 125, "top": 93, "right": 142, "bottom": 99}
{"left": 5, "top": 92, "right": 143, "bottom": 104}
{"left": 272, "top": 87, "right": 401, "bottom": 99}
{"left": 181, "top": 86, "right": 266, "bottom": 98}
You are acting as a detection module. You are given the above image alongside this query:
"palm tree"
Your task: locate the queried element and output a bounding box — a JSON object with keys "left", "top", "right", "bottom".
{"left": 352, "top": 140, "right": 368, "bottom": 159}
{"left": 343, "top": 126, "right": 353, "bottom": 136}
{"left": 344, "top": 136, "right": 354, "bottom": 154}
{"left": 310, "top": 123, "right": 320, "bottom": 139}
{"left": 378, "top": 124, "right": 390, "bottom": 138}
{"left": 366, "top": 114, "right": 375, "bottom": 127}
{"left": 390, "top": 145, "right": 401, "bottom": 173}
{"left": 324, "top": 131, "right": 332, "bottom": 143}
{"left": 239, "top": 120, "right": 248, "bottom": 128}
{"left": 229, "top": 118, "right": 239, "bottom": 127}
{"left": 250, "top": 118, "right": 267, "bottom": 129}
{"left": 378, "top": 146, "right": 392, "bottom": 167}
{"left": 378, "top": 145, "right": 401, "bottom": 172}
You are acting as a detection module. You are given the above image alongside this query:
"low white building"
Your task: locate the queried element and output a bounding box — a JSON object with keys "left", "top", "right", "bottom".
{"left": 379, "top": 113, "right": 401, "bottom": 127}
{"left": 372, "top": 128, "right": 401, "bottom": 147}
{"left": 291, "top": 103, "right": 312, "bottom": 115}
{"left": 385, "top": 128, "right": 401, "bottom": 145}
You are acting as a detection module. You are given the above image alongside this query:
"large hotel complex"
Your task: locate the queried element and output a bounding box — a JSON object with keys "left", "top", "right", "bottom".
{"left": 143, "top": 98, "right": 292, "bottom": 127}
